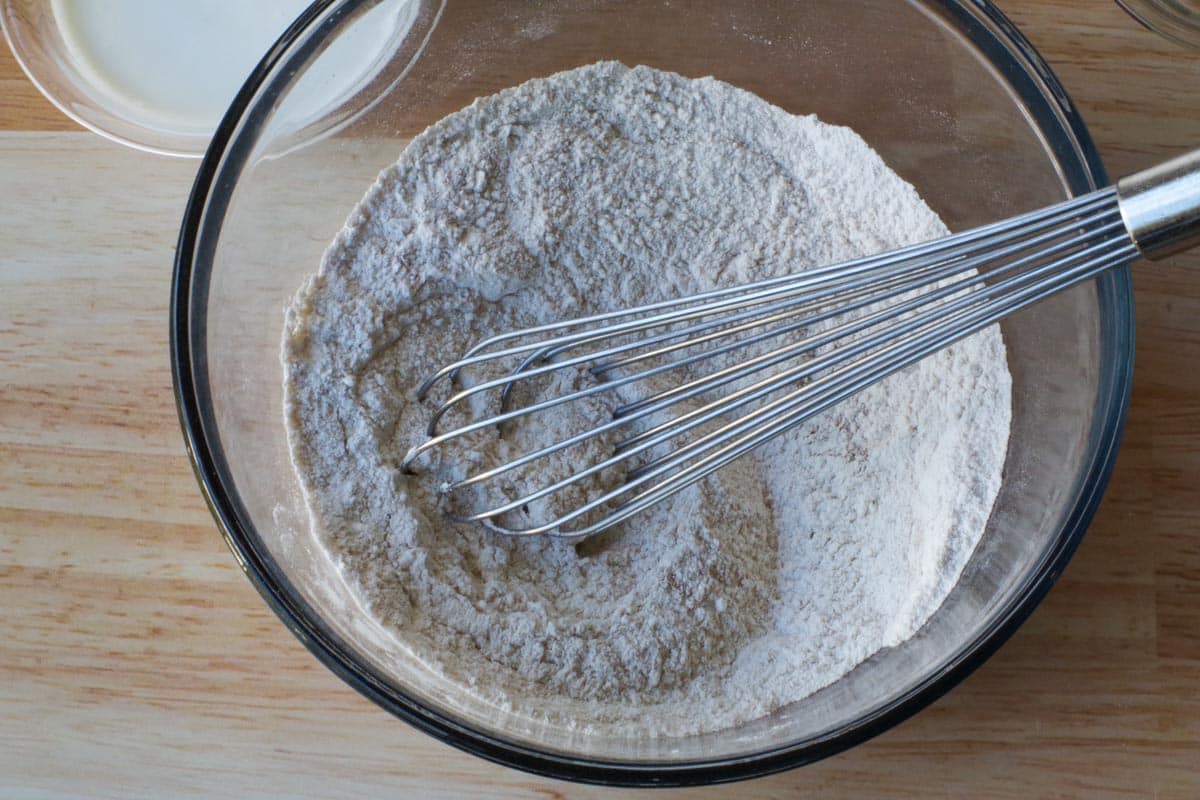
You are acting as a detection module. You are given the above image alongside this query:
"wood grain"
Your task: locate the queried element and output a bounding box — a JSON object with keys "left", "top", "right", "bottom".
{"left": 0, "top": 36, "right": 78, "bottom": 131}
{"left": 2, "top": 2, "right": 1199, "bottom": 797}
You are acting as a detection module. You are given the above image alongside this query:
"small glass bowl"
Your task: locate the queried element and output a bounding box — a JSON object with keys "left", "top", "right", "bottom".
{"left": 0, "top": 0, "right": 417, "bottom": 157}
{"left": 1117, "top": 0, "right": 1200, "bottom": 49}
{"left": 172, "top": 0, "right": 1134, "bottom": 786}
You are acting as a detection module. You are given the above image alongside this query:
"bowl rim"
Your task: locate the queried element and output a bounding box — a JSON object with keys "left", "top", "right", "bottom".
{"left": 170, "top": 0, "right": 1134, "bottom": 787}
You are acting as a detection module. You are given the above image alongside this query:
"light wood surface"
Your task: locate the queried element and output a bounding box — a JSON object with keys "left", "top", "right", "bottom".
{"left": 2, "top": 2, "right": 1199, "bottom": 797}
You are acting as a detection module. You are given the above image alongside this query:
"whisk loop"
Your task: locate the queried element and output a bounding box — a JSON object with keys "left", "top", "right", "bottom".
{"left": 401, "top": 148, "right": 1200, "bottom": 541}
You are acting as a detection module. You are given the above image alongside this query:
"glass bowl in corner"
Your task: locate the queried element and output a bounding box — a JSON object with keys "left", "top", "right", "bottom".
{"left": 1, "top": 0, "right": 418, "bottom": 156}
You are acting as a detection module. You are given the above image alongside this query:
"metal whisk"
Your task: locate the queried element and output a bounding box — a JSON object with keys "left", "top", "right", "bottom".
{"left": 402, "top": 149, "right": 1200, "bottom": 541}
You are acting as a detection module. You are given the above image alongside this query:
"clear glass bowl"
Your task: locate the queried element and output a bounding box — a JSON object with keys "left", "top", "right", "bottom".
{"left": 171, "top": 0, "right": 1133, "bottom": 786}
{"left": 0, "top": 0, "right": 417, "bottom": 156}
{"left": 1117, "top": 0, "right": 1200, "bottom": 50}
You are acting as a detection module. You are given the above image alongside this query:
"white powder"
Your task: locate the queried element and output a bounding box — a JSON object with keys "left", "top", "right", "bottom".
{"left": 282, "top": 62, "right": 1012, "bottom": 737}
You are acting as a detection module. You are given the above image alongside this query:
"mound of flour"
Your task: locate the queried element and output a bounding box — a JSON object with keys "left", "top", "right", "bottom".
{"left": 282, "top": 62, "right": 1011, "bottom": 736}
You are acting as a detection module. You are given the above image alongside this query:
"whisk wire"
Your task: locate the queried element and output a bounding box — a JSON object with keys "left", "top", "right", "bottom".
{"left": 612, "top": 215, "right": 1127, "bottom": 420}
{"left": 406, "top": 196, "right": 1123, "bottom": 460}
{"left": 464, "top": 235, "right": 1137, "bottom": 539}
{"left": 407, "top": 208, "right": 1124, "bottom": 475}
{"left": 414, "top": 191, "right": 1118, "bottom": 401}
{"left": 405, "top": 186, "right": 1145, "bottom": 539}
{"left": 600, "top": 242, "right": 1139, "bottom": 535}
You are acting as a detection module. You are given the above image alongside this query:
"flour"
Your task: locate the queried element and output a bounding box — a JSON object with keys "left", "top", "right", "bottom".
{"left": 282, "top": 62, "right": 1012, "bottom": 737}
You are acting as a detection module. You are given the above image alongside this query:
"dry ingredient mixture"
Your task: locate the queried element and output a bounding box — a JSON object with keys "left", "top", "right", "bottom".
{"left": 282, "top": 62, "right": 1012, "bottom": 736}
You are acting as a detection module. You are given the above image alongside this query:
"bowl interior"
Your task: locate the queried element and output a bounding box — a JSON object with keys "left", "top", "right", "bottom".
{"left": 178, "top": 0, "right": 1129, "bottom": 778}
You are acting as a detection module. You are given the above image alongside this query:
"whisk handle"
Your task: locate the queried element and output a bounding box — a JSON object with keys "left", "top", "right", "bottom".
{"left": 1117, "top": 148, "right": 1200, "bottom": 260}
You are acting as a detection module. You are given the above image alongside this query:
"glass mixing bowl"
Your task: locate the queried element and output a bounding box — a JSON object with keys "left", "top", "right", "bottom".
{"left": 171, "top": 0, "right": 1133, "bottom": 786}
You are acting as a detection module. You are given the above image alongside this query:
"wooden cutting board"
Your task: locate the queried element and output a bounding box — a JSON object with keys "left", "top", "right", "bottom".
{"left": 2, "top": 2, "right": 1199, "bottom": 797}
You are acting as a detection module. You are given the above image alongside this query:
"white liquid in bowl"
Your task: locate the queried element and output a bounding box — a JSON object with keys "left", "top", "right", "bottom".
{"left": 52, "top": 0, "right": 414, "bottom": 138}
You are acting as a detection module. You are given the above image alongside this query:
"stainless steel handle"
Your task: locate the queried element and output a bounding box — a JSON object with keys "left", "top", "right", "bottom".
{"left": 1116, "top": 148, "right": 1200, "bottom": 260}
